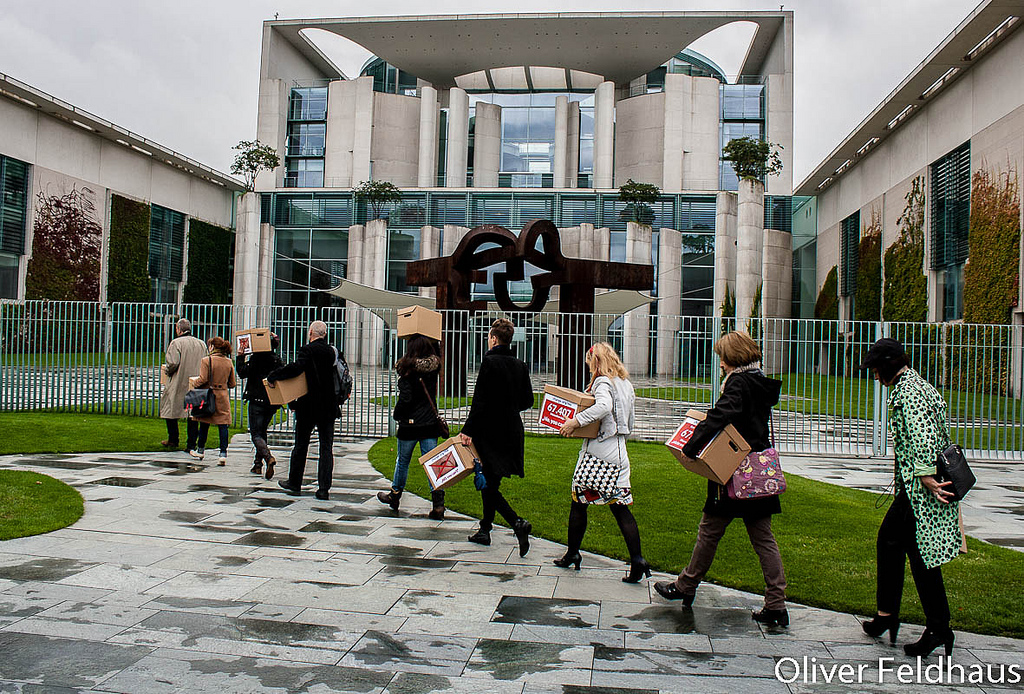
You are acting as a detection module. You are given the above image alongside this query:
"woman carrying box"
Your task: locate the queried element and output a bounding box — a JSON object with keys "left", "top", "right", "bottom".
{"left": 377, "top": 335, "right": 447, "bottom": 519}
{"left": 653, "top": 331, "right": 789, "bottom": 627}
{"left": 556, "top": 342, "right": 650, "bottom": 584}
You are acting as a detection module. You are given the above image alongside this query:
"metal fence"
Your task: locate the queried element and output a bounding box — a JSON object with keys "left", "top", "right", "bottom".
{"left": 1, "top": 300, "right": 1022, "bottom": 460}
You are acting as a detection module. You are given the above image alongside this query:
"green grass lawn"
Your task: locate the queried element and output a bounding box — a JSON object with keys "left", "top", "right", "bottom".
{"left": 0, "top": 411, "right": 247, "bottom": 456}
{"left": 0, "top": 470, "right": 84, "bottom": 540}
{"left": 369, "top": 434, "right": 1024, "bottom": 638}
{"left": 1, "top": 351, "right": 165, "bottom": 367}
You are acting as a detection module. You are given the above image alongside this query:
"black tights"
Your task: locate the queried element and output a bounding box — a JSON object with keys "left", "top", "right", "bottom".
{"left": 566, "top": 500, "right": 643, "bottom": 562}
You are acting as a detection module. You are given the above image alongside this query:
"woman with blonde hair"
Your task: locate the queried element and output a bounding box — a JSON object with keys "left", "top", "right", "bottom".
{"left": 654, "top": 331, "right": 789, "bottom": 626}
{"left": 557, "top": 342, "right": 650, "bottom": 583}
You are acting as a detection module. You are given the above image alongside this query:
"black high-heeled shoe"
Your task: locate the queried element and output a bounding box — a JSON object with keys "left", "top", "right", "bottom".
{"left": 862, "top": 614, "right": 901, "bottom": 644}
{"left": 622, "top": 558, "right": 652, "bottom": 584}
{"left": 553, "top": 552, "right": 582, "bottom": 570}
{"left": 903, "top": 628, "right": 954, "bottom": 657}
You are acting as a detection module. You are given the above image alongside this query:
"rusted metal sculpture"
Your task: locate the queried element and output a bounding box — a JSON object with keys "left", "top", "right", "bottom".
{"left": 407, "top": 220, "right": 654, "bottom": 389}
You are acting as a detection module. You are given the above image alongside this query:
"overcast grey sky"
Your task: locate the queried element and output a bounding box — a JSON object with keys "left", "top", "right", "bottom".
{"left": 0, "top": 1, "right": 976, "bottom": 184}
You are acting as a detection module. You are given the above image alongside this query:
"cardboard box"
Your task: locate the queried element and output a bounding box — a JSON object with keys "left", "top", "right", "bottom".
{"left": 188, "top": 376, "right": 201, "bottom": 390}
{"left": 666, "top": 409, "right": 751, "bottom": 485}
{"left": 397, "top": 305, "right": 442, "bottom": 341}
{"left": 160, "top": 366, "right": 169, "bottom": 386}
{"left": 234, "top": 328, "right": 272, "bottom": 355}
{"left": 419, "top": 437, "right": 479, "bottom": 491}
{"left": 263, "top": 374, "right": 308, "bottom": 406}
{"left": 538, "top": 384, "right": 601, "bottom": 438}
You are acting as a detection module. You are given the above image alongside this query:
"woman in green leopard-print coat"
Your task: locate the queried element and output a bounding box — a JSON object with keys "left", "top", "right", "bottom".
{"left": 859, "top": 338, "right": 961, "bottom": 659}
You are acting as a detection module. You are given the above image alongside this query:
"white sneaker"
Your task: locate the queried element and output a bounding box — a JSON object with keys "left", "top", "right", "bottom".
{"left": 217, "top": 456, "right": 227, "bottom": 466}
{"left": 189, "top": 449, "right": 204, "bottom": 460}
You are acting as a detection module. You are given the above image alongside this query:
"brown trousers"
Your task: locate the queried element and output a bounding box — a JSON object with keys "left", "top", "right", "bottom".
{"left": 675, "top": 512, "right": 788, "bottom": 610}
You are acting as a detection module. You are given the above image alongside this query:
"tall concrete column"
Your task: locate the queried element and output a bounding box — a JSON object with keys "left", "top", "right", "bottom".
{"left": 662, "top": 74, "right": 686, "bottom": 192}
{"left": 360, "top": 218, "right": 388, "bottom": 366}
{"left": 714, "top": 191, "right": 738, "bottom": 316}
{"left": 560, "top": 225, "right": 581, "bottom": 260}
{"left": 257, "top": 221, "right": 275, "bottom": 306}
{"left": 595, "top": 226, "right": 611, "bottom": 261}
{"left": 593, "top": 81, "right": 615, "bottom": 189}
{"left": 761, "top": 228, "right": 792, "bottom": 319}
{"left": 442, "top": 224, "right": 469, "bottom": 257}
{"left": 735, "top": 179, "right": 765, "bottom": 325}
{"left": 232, "top": 192, "right": 260, "bottom": 307}
{"left": 567, "top": 101, "right": 580, "bottom": 188}
{"left": 473, "top": 102, "right": 501, "bottom": 187}
{"left": 445, "top": 87, "right": 469, "bottom": 187}
{"left": 344, "top": 224, "right": 365, "bottom": 364}
{"left": 418, "top": 225, "right": 439, "bottom": 300}
{"left": 622, "top": 221, "right": 652, "bottom": 375}
{"left": 657, "top": 228, "right": 682, "bottom": 375}
{"left": 325, "top": 77, "right": 374, "bottom": 187}
{"left": 553, "top": 96, "right": 569, "bottom": 188}
{"left": 417, "top": 85, "right": 439, "bottom": 187}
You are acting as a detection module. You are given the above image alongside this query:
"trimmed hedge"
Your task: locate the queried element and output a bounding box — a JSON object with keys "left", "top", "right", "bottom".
{"left": 183, "top": 220, "right": 234, "bottom": 304}
{"left": 107, "top": 194, "right": 150, "bottom": 301}
{"left": 964, "top": 168, "right": 1020, "bottom": 324}
{"left": 855, "top": 209, "right": 882, "bottom": 322}
{"left": 883, "top": 176, "right": 927, "bottom": 322}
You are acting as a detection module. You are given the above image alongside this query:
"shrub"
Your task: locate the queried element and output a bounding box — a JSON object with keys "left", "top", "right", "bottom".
{"left": 722, "top": 137, "right": 783, "bottom": 181}
{"left": 183, "top": 220, "right": 234, "bottom": 304}
{"left": 883, "top": 176, "right": 927, "bottom": 322}
{"left": 814, "top": 266, "right": 839, "bottom": 320}
{"left": 964, "top": 167, "right": 1020, "bottom": 324}
{"left": 107, "top": 195, "right": 151, "bottom": 302}
{"left": 855, "top": 208, "right": 882, "bottom": 321}
{"left": 617, "top": 179, "right": 661, "bottom": 225}
{"left": 25, "top": 187, "right": 101, "bottom": 300}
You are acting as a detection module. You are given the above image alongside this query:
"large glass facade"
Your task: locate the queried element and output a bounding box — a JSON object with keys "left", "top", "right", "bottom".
{"left": 285, "top": 86, "right": 327, "bottom": 188}
{"left": 274, "top": 228, "right": 348, "bottom": 307}
{"left": 719, "top": 83, "right": 766, "bottom": 190}
{"left": 148, "top": 204, "right": 186, "bottom": 304}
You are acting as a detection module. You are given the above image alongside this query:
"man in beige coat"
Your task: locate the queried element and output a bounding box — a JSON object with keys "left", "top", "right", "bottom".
{"left": 160, "top": 318, "right": 207, "bottom": 451}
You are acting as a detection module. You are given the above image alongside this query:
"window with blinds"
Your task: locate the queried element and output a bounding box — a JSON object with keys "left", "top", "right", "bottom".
{"left": 0, "top": 155, "right": 29, "bottom": 255}
{"left": 148, "top": 204, "right": 186, "bottom": 282}
{"left": 839, "top": 211, "right": 859, "bottom": 297}
{"left": 930, "top": 141, "right": 970, "bottom": 270}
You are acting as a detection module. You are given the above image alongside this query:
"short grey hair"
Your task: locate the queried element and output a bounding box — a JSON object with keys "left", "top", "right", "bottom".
{"left": 309, "top": 321, "right": 328, "bottom": 338}
{"left": 176, "top": 318, "right": 191, "bottom": 333}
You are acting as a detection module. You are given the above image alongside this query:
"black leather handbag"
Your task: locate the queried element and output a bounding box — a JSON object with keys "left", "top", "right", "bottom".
{"left": 183, "top": 357, "right": 217, "bottom": 419}
{"left": 936, "top": 443, "right": 976, "bottom": 501}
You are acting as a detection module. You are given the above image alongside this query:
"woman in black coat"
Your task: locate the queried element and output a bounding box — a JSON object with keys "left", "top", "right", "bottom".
{"left": 654, "top": 331, "right": 790, "bottom": 627}
{"left": 377, "top": 335, "right": 447, "bottom": 519}
{"left": 236, "top": 333, "right": 284, "bottom": 479}
{"left": 459, "top": 319, "right": 534, "bottom": 556}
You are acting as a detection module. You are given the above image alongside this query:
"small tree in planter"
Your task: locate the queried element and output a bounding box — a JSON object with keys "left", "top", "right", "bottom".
{"left": 618, "top": 179, "right": 660, "bottom": 225}
{"left": 354, "top": 180, "right": 403, "bottom": 221}
{"left": 231, "top": 140, "right": 280, "bottom": 191}
{"left": 722, "top": 136, "right": 783, "bottom": 182}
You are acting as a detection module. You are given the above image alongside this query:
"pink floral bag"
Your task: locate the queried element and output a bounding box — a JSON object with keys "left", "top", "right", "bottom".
{"left": 726, "top": 413, "right": 786, "bottom": 500}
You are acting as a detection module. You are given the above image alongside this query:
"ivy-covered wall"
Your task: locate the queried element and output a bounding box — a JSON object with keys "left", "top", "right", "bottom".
{"left": 26, "top": 187, "right": 102, "bottom": 300}
{"left": 182, "top": 220, "right": 234, "bottom": 304}
{"left": 855, "top": 209, "right": 882, "bottom": 321}
{"left": 964, "top": 168, "right": 1020, "bottom": 324}
{"left": 107, "top": 194, "right": 150, "bottom": 302}
{"left": 814, "top": 266, "right": 839, "bottom": 320}
{"left": 883, "top": 176, "right": 928, "bottom": 322}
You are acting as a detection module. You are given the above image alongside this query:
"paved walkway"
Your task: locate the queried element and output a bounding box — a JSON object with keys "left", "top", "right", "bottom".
{"left": 1, "top": 439, "right": 1021, "bottom": 693}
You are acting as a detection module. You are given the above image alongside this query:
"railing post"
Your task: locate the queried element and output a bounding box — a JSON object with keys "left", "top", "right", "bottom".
{"left": 102, "top": 302, "right": 112, "bottom": 414}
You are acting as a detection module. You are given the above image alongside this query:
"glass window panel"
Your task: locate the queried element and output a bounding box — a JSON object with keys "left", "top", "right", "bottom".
{"left": 502, "top": 109, "right": 530, "bottom": 140}
{"left": 388, "top": 229, "right": 421, "bottom": 262}
{"left": 0, "top": 252, "right": 18, "bottom": 299}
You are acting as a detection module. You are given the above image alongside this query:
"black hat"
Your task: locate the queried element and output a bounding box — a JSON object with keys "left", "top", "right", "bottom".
{"left": 860, "top": 338, "right": 907, "bottom": 370}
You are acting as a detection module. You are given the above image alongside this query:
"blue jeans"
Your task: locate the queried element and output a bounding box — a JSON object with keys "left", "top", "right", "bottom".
{"left": 198, "top": 423, "right": 229, "bottom": 456}
{"left": 392, "top": 437, "right": 438, "bottom": 492}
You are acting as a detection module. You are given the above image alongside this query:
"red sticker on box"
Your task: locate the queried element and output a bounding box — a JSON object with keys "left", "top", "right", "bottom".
{"left": 667, "top": 417, "right": 701, "bottom": 450}
{"left": 539, "top": 394, "right": 579, "bottom": 431}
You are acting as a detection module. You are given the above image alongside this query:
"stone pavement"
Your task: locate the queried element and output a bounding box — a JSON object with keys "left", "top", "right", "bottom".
{"left": 0, "top": 438, "right": 1021, "bottom": 693}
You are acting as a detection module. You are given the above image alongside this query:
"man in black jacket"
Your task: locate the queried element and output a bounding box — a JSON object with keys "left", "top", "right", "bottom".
{"left": 459, "top": 318, "right": 534, "bottom": 556}
{"left": 236, "top": 333, "right": 284, "bottom": 480}
{"left": 267, "top": 321, "right": 338, "bottom": 501}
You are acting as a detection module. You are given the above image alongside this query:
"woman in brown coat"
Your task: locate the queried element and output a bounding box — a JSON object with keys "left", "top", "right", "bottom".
{"left": 190, "top": 336, "right": 237, "bottom": 465}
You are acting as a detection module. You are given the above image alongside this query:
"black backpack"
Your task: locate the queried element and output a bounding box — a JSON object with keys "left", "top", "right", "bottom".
{"left": 332, "top": 346, "right": 353, "bottom": 407}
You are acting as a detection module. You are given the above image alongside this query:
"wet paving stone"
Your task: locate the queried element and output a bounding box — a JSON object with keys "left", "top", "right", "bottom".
{"left": 231, "top": 531, "right": 307, "bottom": 547}
{"left": 159, "top": 510, "right": 213, "bottom": 524}
{"left": 463, "top": 639, "right": 594, "bottom": 685}
{"left": 152, "top": 461, "right": 207, "bottom": 475}
{"left": 341, "top": 629, "right": 478, "bottom": 676}
{"left": 298, "top": 520, "right": 376, "bottom": 536}
{"left": 87, "top": 477, "right": 153, "bottom": 487}
{"left": 13, "top": 459, "right": 97, "bottom": 470}
{"left": 0, "top": 557, "right": 97, "bottom": 583}
{"left": 0, "top": 631, "right": 151, "bottom": 689}
{"left": 492, "top": 596, "right": 601, "bottom": 628}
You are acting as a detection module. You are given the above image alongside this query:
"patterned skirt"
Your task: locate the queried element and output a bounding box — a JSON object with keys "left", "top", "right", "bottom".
{"left": 571, "top": 451, "right": 633, "bottom": 505}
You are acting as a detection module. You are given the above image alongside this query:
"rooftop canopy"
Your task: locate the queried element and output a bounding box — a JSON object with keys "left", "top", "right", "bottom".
{"left": 265, "top": 12, "right": 787, "bottom": 87}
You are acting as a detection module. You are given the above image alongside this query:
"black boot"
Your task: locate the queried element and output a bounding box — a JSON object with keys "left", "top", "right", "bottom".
{"left": 428, "top": 490, "right": 446, "bottom": 520}
{"left": 862, "top": 614, "right": 901, "bottom": 644}
{"left": 467, "top": 528, "right": 491, "bottom": 545}
{"left": 903, "top": 628, "right": 954, "bottom": 657}
{"left": 654, "top": 581, "right": 695, "bottom": 607}
{"left": 376, "top": 489, "right": 401, "bottom": 511}
{"left": 553, "top": 552, "right": 582, "bottom": 570}
{"left": 622, "top": 557, "right": 652, "bottom": 584}
{"left": 513, "top": 518, "right": 531, "bottom": 557}
{"left": 752, "top": 607, "right": 789, "bottom": 627}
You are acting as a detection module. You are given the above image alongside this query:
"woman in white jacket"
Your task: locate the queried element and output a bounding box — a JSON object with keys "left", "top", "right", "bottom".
{"left": 557, "top": 342, "right": 650, "bottom": 583}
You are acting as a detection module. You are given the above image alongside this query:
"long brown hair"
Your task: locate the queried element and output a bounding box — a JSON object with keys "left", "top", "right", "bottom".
{"left": 207, "top": 336, "right": 232, "bottom": 356}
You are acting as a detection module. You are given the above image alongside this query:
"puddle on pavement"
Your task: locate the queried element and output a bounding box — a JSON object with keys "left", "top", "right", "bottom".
{"left": 232, "top": 531, "right": 306, "bottom": 547}
{"left": 14, "top": 459, "right": 97, "bottom": 470}
{"left": 88, "top": 477, "right": 153, "bottom": 487}
{"left": 0, "top": 557, "right": 97, "bottom": 582}
{"left": 492, "top": 596, "right": 599, "bottom": 628}
{"left": 469, "top": 639, "right": 571, "bottom": 680}
{"left": 297, "top": 521, "right": 374, "bottom": 536}
{"left": 159, "top": 510, "right": 213, "bottom": 524}
{"left": 152, "top": 461, "right": 206, "bottom": 475}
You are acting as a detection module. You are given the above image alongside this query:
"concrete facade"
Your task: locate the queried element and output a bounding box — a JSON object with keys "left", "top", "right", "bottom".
{"left": 0, "top": 73, "right": 241, "bottom": 301}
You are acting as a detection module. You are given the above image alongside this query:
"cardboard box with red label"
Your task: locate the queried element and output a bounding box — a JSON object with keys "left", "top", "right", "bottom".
{"left": 538, "top": 384, "right": 600, "bottom": 438}
{"left": 234, "top": 328, "right": 273, "bottom": 356}
{"left": 263, "top": 374, "right": 308, "bottom": 406}
{"left": 666, "top": 409, "right": 751, "bottom": 485}
{"left": 397, "top": 305, "right": 443, "bottom": 341}
{"left": 419, "top": 437, "right": 479, "bottom": 490}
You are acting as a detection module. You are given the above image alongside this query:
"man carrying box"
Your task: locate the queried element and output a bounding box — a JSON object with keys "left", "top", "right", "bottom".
{"left": 267, "top": 321, "right": 338, "bottom": 501}
{"left": 459, "top": 318, "right": 535, "bottom": 556}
